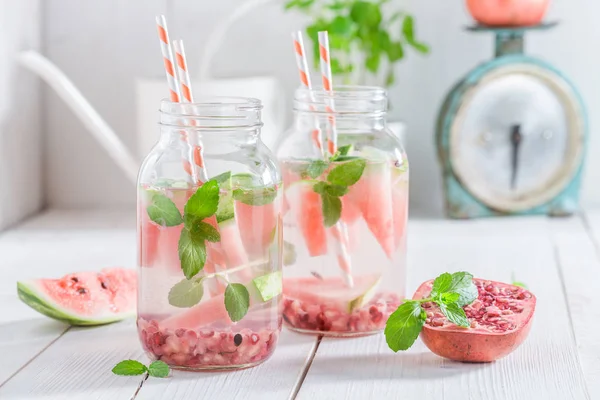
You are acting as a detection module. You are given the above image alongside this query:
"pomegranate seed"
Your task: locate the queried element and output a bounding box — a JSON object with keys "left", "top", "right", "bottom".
{"left": 175, "top": 328, "right": 186, "bottom": 337}
{"left": 431, "top": 319, "right": 444, "bottom": 327}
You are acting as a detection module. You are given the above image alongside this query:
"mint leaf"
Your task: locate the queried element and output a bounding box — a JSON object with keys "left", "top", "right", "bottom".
{"left": 212, "top": 171, "right": 232, "bottom": 185}
{"left": 148, "top": 361, "right": 170, "bottom": 378}
{"left": 337, "top": 144, "right": 353, "bottom": 156}
{"left": 146, "top": 193, "right": 183, "bottom": 227}
{"left": 178, "top": 227, "right": 207, "bottom": 279}
{"left": 327, "top": 159, "right": 366, "bottom": 187}
{"left": 283, "top": 240, "right": 297, "bottom": 266}
{"left": 321, "top": 193, "right": 342, "bottom": 227}
{"left": 513, "top": 281, "right": 528, "bottom": 288}
{"left": 233, "top": 186, "right": 277, "bottom": 206}
{"left": 112, "top": 360, "right": 147, "bottom": 376}
{"left": 440, "top": 292, "right": 460, "bottom": 304}
{"left": 168, "top": 278, "right": 204, "bottom": 308}
{"left": 307, "top": 160, "right": 329, "bottom": 179}
{"left": 430, "top": 271, "right": 478, "bottom": 307}
{"left": 184, "top": 180, "right": 220, "bottom": 219}
{"left": 194, "top": 221, "right": 220, "bottom": 243}
{"left": 324, "top": 184, "right": 348, "bottom": 197}
{"left": 312, "top": 181, "right": 328, "bottom": 195}
{"left": 439, "top": 302, "right": 470, "bottom": 328}
{"left": 384, "top": 300, "right": 426, "bottom": 352}
{"left": 224, "top": 283, "right": 250, "bottom": 322}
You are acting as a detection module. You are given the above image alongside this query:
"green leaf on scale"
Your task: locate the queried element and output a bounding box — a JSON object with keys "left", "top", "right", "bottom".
{"left": 321, "top": 192, "right": 342, "bottom": 227}
{"left": 327, "top": 159, "right": 366, "bottom": 187}
{"left": 184, "top": 180, "right": 220, "bottom": 220}
{"left": 384, "top": 300, "right": 426, "bottom": 352}
{"left": 168, "top": 278, "right": 204, "bottom": 308}
{"left": 178, "top": 227, "right": 207, "bottom": 279}
{"left": 439, "top": 302, "right": 470, "bottom": 328}
{"left": 146, "top": 193, "right": 183, "bottom": 227}
{"left": 112, "top": 360, "right": 148, "bottom": 376}
{"left": 224, "top": 283, "right": 250, "bottom": 322}
{"left": 147, "top": 361, "right": 170, "bottom": 378}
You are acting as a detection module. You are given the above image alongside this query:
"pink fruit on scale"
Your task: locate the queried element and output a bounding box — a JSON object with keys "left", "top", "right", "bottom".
{"left": 347, "top": 162, "right": 395, "bottom": 259}
{"left": 413, "top": 278, "right": 536, "bottom": 362}
{"left": 17, "top": 268, "right": 136, "bottom": 326}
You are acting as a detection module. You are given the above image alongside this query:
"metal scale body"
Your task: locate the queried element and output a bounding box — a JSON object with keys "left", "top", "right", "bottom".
{"left": 436, "top": 24, "right": 587, "bottom": 219}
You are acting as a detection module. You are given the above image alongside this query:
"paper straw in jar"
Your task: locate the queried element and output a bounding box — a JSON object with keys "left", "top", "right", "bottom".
{"left": 291, "top": 31, "right": 324, "bottom": 157}
{"left": 155, "top": 15, "right": 196, "bottom": 184}
{"left": 317, "top": 30, "right": 337, "bottom": 156}
{"left": 173, "top": 39, "right": 208, "bottom": 183}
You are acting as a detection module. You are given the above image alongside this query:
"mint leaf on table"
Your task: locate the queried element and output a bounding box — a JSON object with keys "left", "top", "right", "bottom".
{"left": 168, "top": 277, "right": 204, "bottom": 308}
{"left": 112, "top": 360, "right": 148, "bottom": 376}
{"left": 224, "top": 283, "right": 250, "bottom": 322}
{"left": 148, "top": 361, "right": 170, "bottom": 378}
{"left": 147, "top": 193, "right": 183, "bottom": 227}
{"left": 184, "top": 180, "right": 220, "bottom": 219}
{"left": 327, "top": 159, "right": 366, "bottom": 187}
{"left": 321, "top": 193, "right": 342, "bottom": 227}
{"left": 384, "top": 300, "right": 426, "bottom": 352}
{"left": 439, "top": 302, "right": 470, "bottom": 328}
{"left": 178, "top": 227, "right": 207, "bottom": 279}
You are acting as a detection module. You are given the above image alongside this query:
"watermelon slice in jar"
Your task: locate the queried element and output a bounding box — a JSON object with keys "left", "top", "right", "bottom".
{"left": 347, "top": 160, "right": 395, "bottom": 259}
{"left": 391, "top": 159, "right": 409, "bottom": 251}
{"left": 285, "top": 180, "right": 328, "bottom": 257}
{"left": 17, "top": 268, "right": 136, "bottom": 326}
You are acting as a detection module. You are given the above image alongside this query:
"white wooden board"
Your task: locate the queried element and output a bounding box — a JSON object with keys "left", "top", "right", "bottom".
{"left": 1, "top": 210, "right": 600, "bottom": 399}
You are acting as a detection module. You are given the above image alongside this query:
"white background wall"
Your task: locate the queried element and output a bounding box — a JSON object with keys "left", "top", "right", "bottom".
{"left": 0, "top": 0, "right": 42, "bottom": 229}
{"left": 40, "top": 0, "right": 600, "bottom": 216}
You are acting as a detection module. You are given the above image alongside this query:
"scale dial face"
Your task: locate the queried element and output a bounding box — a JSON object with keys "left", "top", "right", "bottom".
{"left": 450, "top": 64, "right": 584, "bottom": 212}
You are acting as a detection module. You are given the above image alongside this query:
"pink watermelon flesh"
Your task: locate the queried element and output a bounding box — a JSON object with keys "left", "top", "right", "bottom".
{"left": 236, "top": 202, "right": 278, "bottom": 258}
{"left": 283, "top": 274, "right": 380, "bottom": 311}
{"left": 288, "top": 182, "right": 328, "bottom": 257}
{"left": 392, "top": 185, "right": 408, "bottom": 250}
{"left": 17, "top": 268, "right": 136, "bottom": 326}
{"left": 347, "top": 164, "right": 395, "bottom": 259}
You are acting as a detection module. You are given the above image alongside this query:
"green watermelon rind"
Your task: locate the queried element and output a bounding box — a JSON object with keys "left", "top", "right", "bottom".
{"left": 17, "top": 281, "right": 134, "bottom": 326}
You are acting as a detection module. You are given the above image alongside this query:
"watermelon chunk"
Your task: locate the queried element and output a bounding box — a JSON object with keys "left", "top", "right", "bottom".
{"left": 391, "top": 164, "right": 409, "bottom": 251}
{"left": 285, "top": 180, "right": 328, "bottom": 257}
{"left": 283, "top": 274, "right": 381, "bottom": 313}
{"left": 17, "top": 268, "right": 136, "bottom": 326}
{"left": 347, "top": 162, "right": 395, "bottom": 259}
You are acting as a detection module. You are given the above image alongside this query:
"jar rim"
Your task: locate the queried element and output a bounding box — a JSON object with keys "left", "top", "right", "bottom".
{"left": 294, "top": 85, "right": 387, "bottom": 115}
{"left": 160, "top": 96, "right": 262, "bottom": 116}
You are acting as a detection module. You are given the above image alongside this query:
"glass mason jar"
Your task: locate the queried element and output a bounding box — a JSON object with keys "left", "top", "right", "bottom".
{"left": 276, "top": 86, "right": 408, "bottom": 337}
{"left": 137, "top": 98, "right": 283, "bottom": 370}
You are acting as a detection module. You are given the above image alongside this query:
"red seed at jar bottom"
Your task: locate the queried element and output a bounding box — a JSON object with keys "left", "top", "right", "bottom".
{"left": 282, "top": 292, "right": 401, "bottom": 333}
{"left": 138, "top": 318, "right": 279, "bottom": 368}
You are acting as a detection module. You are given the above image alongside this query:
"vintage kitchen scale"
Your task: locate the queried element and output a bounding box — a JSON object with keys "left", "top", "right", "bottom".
{"left": 436, "top": 23, "right": 587, "bottom": 219}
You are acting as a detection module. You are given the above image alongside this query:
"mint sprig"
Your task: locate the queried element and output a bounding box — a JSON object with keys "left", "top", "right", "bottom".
{"left": 224, "top": 283, "right": 250, "bottom": 322}
{"left": 146, "top": 193, "right": 184, "bottom": 227}
{"left": 112, "top": 360, "right": 170, "bottom": 378}
{"left": 385, "top": 272, "right": 478, "bottom": 352}
{"left": 312, "top": 158, "right": 366, "bottom": 227}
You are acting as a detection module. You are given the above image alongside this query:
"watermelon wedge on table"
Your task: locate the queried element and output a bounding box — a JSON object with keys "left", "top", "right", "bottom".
{"left": 283, "top": 274, "right": 381, "bottom": 313}
{"left": 347, "top": 161, "right": 395, "bottom": 259}
{"left": 285, "top": 180, "right": 328, "bottom": 257}
{"left": 17, "top": 268, "right": 136, "bottom": 326}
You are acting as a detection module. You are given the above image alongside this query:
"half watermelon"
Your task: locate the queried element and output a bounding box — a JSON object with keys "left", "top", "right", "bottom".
{"left": 17, "top": 268, "right": 136, "bottom": 326}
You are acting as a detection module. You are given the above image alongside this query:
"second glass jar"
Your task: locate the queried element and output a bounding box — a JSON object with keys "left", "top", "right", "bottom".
{"left": 276, "top": 86, "right": 408, "bottom": 337}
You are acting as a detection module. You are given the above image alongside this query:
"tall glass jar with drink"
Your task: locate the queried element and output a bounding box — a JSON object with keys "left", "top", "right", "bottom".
{"left": 137, "top": 98, "right": 283, "bottom": 370}
{"left": 276, "top": 86, "right": 408, "bottom": 336}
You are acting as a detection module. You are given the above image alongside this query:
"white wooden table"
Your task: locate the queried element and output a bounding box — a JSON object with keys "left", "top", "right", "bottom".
{"left": 0, "top": 210, "right": 599, "bottom": 400}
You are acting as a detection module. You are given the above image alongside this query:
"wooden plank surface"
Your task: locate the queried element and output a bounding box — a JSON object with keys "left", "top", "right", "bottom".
{"left": 2, "top": 210, "right": 600, "bottom": 399}
{"left": 298, "top": 217, "right": 590, "bottom": 400}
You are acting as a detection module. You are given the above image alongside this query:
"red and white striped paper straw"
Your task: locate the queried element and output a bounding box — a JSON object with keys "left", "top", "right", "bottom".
{"left": 173, "top": 39, "right": 208, "bottom": 184}
{"left": 318, "top": 31, "right": 337, "bottom": 156}
{"left": 156, "top": 15, "right": 197, "bottom": 185}
{"left": 292, "top": 31, "right": 324, "bottom": 156}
